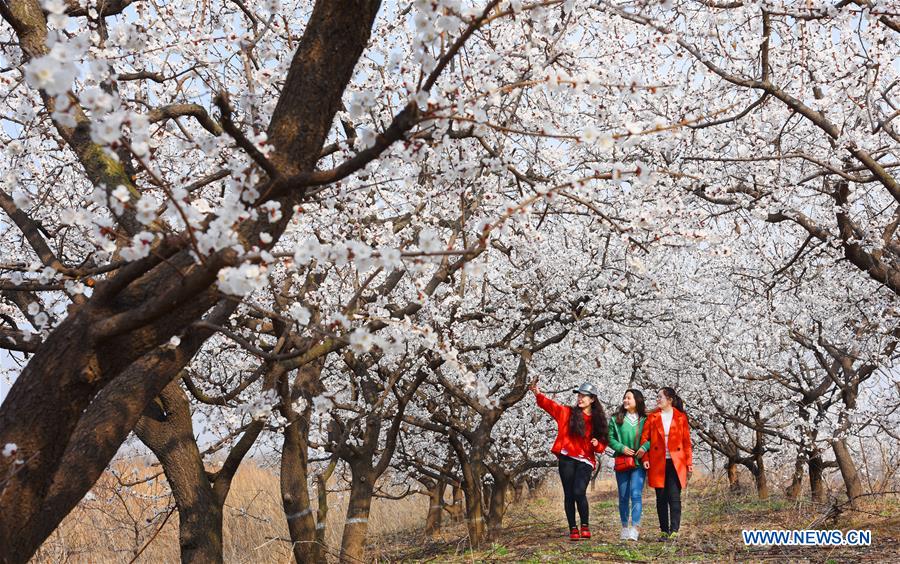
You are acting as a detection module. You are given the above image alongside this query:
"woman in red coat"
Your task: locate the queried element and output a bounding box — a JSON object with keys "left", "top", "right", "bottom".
{"left": 637, "top": 387, "right": 692, "bottom": 539}
{"left": 530, "top": 379, "right": 609, "bottom": 541}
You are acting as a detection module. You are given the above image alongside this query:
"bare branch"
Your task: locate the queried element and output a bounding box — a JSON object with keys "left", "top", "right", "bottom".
{"left": 148, "top": 104, "right": 223, "bottom": 137}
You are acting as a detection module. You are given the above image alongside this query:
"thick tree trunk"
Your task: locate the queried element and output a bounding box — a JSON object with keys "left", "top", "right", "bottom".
{"left": 832, "top": 438, "right": 864, "bottom": 506}
{"left": 0, "top": 302, "right": 231, "bottom": 564}
{"left": 0, "top": 0, "right": 384, "bottom": 560}
{"left": 463, "top": 485, "right": 486, "bottom": 547}
{"left": 446, "top": 431, "right": 490, "bottom": 548}
{"left": 512, "top": 480, "right": 526, "bottom": 503}
{"left": 0, "top": 243, "right": 227, "bottom": 522}
{"left": 486, "top": 476, "right": 510, "bottom": 540}
{"left": 447, "top": 485, "right": 465, "bottom": 522}
{"left": 460, "top": 461, "right": 486, "bottom": 547}
{"left": 134, "top": 382, "right": 223, "bottom": 562}
{"left": 786, "top": 454, "right": 805, "bottom": 500}
{"left": 424, "top": 480, "right": 446, "bottom": 538}
{"left": 280, "top": 409, "right": 319, "bottom": 564}
{"left": 315, "top": 458, "right": 338, "bottom": 550}
{"left": 753, "top": 429, "right": 769, "bottom": 500}
{"left": 753, "top": 412, "right": 769, "bottom": 499}
{"left": 339, "top": 465, "right": 376, "bottom": 563}
{"left": 754, "top": 463, "right": 769, "bottom": 500}
{"left": 726, "top": 461, "right": 740, "bottom": 492}
{"left": 809, "top": 455, "right": 826, "bottom": 503}
{"left": 134, "top": 363, "right": 269, "bottom": 564}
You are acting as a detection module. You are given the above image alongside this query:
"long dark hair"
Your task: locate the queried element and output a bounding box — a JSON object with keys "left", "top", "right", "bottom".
{"left": 569, "top": 395, "right": 608, "bottom": 440}
{"left": 614, "top": 389, "right": 646, "bottom": 424}
{"left": 660, "top": 386, "right": 685, "bottom": 413}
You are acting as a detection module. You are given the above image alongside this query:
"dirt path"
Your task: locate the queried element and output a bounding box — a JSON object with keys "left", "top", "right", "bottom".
{"left": 379, "top": 483, "right": 900, "bottom": 562}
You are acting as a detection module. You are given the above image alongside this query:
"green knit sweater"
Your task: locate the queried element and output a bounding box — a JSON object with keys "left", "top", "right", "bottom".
{"left": 608, "top": 414, "right": 650, "bottom": 459}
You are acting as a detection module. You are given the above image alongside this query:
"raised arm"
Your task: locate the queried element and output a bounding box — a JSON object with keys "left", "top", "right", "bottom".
{"left": 535, "top": 392, "right": 566, "bottom": 421}
{"left": 529, "top": 379, "right": 566, "bottom": 422}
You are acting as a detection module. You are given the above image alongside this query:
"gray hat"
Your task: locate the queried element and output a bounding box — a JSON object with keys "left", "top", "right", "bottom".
{"left": 572, "top": 382, "right": 599, "bottom": 396}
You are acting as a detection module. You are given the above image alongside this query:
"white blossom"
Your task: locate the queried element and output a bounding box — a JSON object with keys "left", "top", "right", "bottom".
{"left": 217, "top": 263, "right": 268, "bottom": 296}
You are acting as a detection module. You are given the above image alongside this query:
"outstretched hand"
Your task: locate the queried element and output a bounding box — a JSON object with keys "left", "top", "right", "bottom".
{"left": 528, "top": 378, "right": 540, "bottom": 396}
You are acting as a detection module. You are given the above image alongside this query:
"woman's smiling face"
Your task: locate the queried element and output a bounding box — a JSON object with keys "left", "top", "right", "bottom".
{"left": 577, "top": 393, "right": 594, "bottom": 409}
{"left": 657, "top": 389, "right": 671, "bottom": 409}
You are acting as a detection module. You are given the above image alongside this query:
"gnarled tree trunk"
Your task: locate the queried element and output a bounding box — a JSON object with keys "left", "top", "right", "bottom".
{"left": 726, "top": 461, "right": 741, "bottom": 492}
{"left": 832, "top": 438, "right": 864, "bottom": 507}
{"left": 753, "top": 461, "right": 769, "bottom": 500}
{"left": 0, "top": 0, "right": 385, "bottom": 560}
{"left": 135, "top": 382, "right": 224, "bottom": 562}
{"left": 447, "top": 485, "right": 465, "bottom": 522}
{"left": 423, "top": 478, "right": 446, "bottom": 538}
{"left": 339, "top": 464, "right": 376, "bottom": 563}
{"left": 753, "top": 426, "right": 769, "bottom": 500}
{"left": 459, "top": 456, "right": 487, "bottom": 547}
{"left": 786, "top": 454, "right": 805, "bottom": 500}
{"left": 0, "top": 301, "right": 232, "bottom": 563}
{"left": 134, "top": 362, "right": 270, "bottom": 563}
{"left": 809, "top": 454, "right": 826, "bottom": 503}
{"left": 486, "top": 474, "right": 511, "bottom": 540}
{"left": 280, "top": 399, "right": 320, "bottom": 563}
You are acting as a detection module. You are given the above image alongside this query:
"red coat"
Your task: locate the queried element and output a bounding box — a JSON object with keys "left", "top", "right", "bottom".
{"left": 536, "top": 393, "right": 608, "bottom": 469}
{"left": 640, "top": 408, "right": 693, "bottom": 488}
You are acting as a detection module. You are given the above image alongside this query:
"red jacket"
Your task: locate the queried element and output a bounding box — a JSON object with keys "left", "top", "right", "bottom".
{"left": 536, "top": 392, "right": 608, "bottom": 469}
{"left": 640, "top": 408, "right": 693, "bottom": 488}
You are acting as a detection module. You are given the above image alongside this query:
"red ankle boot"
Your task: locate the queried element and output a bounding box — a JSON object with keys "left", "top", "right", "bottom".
{"left": 580, "top": 524, "right": 591, "bottom": 539}
{"left": 569, "top": 527, "right": 581, "bottom": 540}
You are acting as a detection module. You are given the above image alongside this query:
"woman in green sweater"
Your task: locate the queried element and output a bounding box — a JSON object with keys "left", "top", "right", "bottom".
{"left": 608, "top": 389, "right": 650, "bottom": 541}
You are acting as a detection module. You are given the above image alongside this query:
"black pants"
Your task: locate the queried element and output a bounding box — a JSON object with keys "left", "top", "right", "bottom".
{"left": 558, "top": 456, "right": 592, "bottom": 528}
{"left": 655, "top": 459, "right": 682, "bottom": 533}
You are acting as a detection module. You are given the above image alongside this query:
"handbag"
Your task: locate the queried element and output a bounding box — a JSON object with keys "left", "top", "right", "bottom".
{"left": 613, "top": 419, "right": 638, "bottom": 472}
{"left": 614, "top": 453, "right": 637, "bottom": 472}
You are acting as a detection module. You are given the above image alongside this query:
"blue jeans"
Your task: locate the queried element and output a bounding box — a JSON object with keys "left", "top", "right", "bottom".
{"left": 615, "top": 466, "right": 645, "bottom": 527}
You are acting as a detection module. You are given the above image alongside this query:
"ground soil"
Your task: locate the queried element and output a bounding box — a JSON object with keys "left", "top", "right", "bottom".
{"left": 376, "top": 481, "right": 900, "bottom": 563}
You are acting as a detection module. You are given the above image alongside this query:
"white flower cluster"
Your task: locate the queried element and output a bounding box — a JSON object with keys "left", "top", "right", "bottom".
{"left": 42, "top": 0, "right": 68, "bottom": 27}
{"left": 24, "top": 29, "right": 91, "bottom": 127}
{"left": 348, "top": 327, "right": 374, "bottom": 354}
{"left": 292, "top": 238, "right": 404, "bottom": 271}
{"left": 90, "top": 111, "right": 127, "bottom": 146}
{"left": 120, "top": 231, "right": 156, "bottom": 262}
{"left": 242, "top": 388, "right": 279, "bottom": 421}
{"left": 260, "top": 201, "right": 282, "bottom": 223}
{"left": 2, "top": 443, "right": 17, "bottom": 458}
{"left": 217, "top": 263, "right": 268, "bottom": 296}
{"left": 288, "top": 303, "right": 311, "bottom": 326}
{"left": 25, "top": 55, "right": 77, "bottom": 97}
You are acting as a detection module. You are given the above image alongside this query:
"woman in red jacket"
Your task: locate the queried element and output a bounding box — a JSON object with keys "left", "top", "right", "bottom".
{"left": 530, "top": 379, "right": 609, "bottom": 541}
{"left": 637, "top": 387, "right": 692, "bottom": 540}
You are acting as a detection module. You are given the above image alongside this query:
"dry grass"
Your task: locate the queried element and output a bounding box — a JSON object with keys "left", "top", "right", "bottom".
{"left": 33, "top": 460, "right": 429, "bottom": 563}
{"left": 31, "top": 466, "right": 900, "bottom": 563}
{"left": 380, "top": 476, "right": 900, "bottom": 563}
